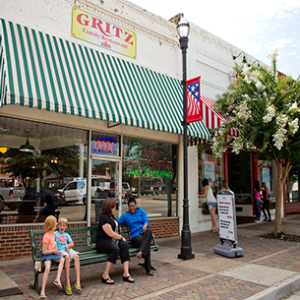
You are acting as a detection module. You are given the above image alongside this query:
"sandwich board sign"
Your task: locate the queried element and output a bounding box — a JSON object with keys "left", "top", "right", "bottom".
{"left": 214, "top": 190, "right": 244, "bottom": 258}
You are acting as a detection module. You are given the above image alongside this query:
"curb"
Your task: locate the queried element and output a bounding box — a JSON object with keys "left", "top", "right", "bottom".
{"left": 245, "top": 273, "right": 300, "bottom": 300}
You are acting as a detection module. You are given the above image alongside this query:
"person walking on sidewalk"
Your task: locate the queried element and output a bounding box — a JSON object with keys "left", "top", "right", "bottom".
{"left": 117, "top": 197, "right": 154, "bottom": 276}
{"left": 261, "top": 182, "right": 271, "bottom": 221}
{"left": 199, "top": 178, "right": 218, "bottom": 233}
{"left": 254, "top": 180, "right": 263, "bottom": 222}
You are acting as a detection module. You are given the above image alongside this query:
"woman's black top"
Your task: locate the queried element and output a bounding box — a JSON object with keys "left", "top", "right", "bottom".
{"left": 262, "top": 190, "right": 269, "bottom": 201}
{"left": 96, "top": 214, "right": 117, "bottom": 250}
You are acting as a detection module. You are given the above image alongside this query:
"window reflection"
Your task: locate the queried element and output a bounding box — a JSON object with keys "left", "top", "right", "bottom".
{"left": 0, "top": 117, "right": 88, "bottom": 224}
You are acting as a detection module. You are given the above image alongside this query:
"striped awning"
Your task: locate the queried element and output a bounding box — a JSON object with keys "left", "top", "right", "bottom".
{"left": 201, "top": 96, "right": 238, "bottom": 136}
{"left": 0, "top": 19, "right": 210, "bottom": 141}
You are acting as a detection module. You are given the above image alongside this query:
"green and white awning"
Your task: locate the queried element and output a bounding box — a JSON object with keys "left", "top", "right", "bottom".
{"left": 0, "top": 19, "right": 210, "bottom": 140}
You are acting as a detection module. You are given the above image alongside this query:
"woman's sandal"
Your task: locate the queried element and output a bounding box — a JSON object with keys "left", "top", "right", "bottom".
{"left": 212, "top": 230, "right": 218, "bottom": 233}
{"left": 74, "top": 283, "right": 82, "bottom": 291}
{"left": 123, "top": 275, "right": 135, "bottom": 283}
{"left": 102, "top": 277, "right": 114, "bottom": 284}
{"left": 38, "top": 295, "right": 47, "bottom": 299}
{"left": 64, "top": 284, "right": 73, "bottom": 296}
{"left": 53, "top": 280, "right": 62, "bottom": 289}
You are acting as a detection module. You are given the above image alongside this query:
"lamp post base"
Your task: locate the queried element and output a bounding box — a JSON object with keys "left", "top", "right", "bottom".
{"left": 178, "top": 229, "right": 194, "bottom": 260}
{"left": 178, "top": 251, "right": 195, "bottom": 260}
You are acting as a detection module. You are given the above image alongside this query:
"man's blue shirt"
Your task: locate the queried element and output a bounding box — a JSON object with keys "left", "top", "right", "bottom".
{"left": 117, "top": 207, "right": 149, "bottom": 239}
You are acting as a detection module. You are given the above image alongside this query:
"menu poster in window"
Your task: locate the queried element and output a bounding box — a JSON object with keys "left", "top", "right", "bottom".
{"left": 204, "top": 160, "right": 215, "bottom": 183}
{"left": 262, "top": 167, "right": 271, "bottom": 191}
{"left": 77, "top": 178, "right": 86, "bottom": 198}
{"left": 217, "top": 191, "right": 237, "bottom": 243}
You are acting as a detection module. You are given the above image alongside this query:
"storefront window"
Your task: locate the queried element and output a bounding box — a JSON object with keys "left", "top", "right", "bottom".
{"left": 198, "top": 145, "right": 223, "bottom": 196}
{"left": 123, "top": 137, "right": 177, "bottom": 218}
{"left": 259, "top": 160, "right": 276, "bottom": 203}
{"left": 0, "top": 117, "right": 88, "bottom": 224}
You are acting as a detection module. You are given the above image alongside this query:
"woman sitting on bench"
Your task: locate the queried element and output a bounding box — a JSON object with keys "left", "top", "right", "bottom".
{"left": 118, "top": 197, "right": 154, "bottom": 276}
{"left": 96, "top": 197, "right": 135, "bottom": 284}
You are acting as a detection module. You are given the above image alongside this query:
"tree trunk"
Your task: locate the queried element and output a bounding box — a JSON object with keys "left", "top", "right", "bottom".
{"left": 274, "top": 161, "right": 283, "bottom": 237}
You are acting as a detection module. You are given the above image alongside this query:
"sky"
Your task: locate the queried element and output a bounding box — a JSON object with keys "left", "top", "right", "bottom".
{"left": 128, "top": 0, "right": 300, "bottom": 80}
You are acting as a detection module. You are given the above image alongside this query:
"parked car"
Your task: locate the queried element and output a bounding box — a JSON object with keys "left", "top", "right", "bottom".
{"left": 0, "top": 186, "right": 26, "bottom": 211}
{"left": 141, "top": 180, "right": 162, "bottom": 196}
{"left": 109, "top": 182, "right": 132, "bottom": 200}
{"left": 23, "top": 187, "right": 64, "bottom": 207}
{"left": 160, "top": 183, "right": 177, "bottom": 194}
{"left": 58, "top": 178, "right": 108, "bottom": 205}
{"left": 131, "top": 186, "right": 137, "bottom": 194}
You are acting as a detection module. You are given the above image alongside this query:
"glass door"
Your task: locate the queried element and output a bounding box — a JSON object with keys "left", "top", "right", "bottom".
{"left": 90, "top": 158, "right": 121, "bottom": 224}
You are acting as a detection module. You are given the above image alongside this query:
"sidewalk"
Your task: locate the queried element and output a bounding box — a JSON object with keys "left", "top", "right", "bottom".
{"left": 1, "top": 216, "right": 300, "bottom": 300}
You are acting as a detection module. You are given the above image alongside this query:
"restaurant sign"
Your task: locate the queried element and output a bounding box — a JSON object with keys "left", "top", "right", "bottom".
{"left": 71, "top": 6, "right": 137, "bottom": 59}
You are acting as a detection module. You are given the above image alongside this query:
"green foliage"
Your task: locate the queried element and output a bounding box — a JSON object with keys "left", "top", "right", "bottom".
{"left": 212, "top": 56, "right": 300, "bottom": 170}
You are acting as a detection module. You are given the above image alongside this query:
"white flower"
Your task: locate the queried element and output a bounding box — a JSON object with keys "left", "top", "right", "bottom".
{"left": 273, "top": 127, "right": 287, "bottom": 150}
{"left": 267, "top": 48, "right": 279, "bottom": 61}
{"left": 252, "top": 70, "right": 261, "bottom": 79}
{"left": 232, "top": 136, "right": 244, "bottom": 155}
{"left": 218, "top": 123, "right": 227, "bottom": 136}
{"left": 242, "top": 65, "right": 251, "bottom": 77}
{"left": 288, "top": 102, "right": 300, "bottom": 114}
{"left": 263, "top": 105, "right": 276, "bottom": 123}
{"left": 276, "top": 114, "right": 288, "bottom": 128}
{"left": 236, "top": 101, "right": 251, "bottom": 121}
{"left": 288, "top": 118, "right": 299, "bottom": 135}
{"left": 211, "top": 139, "right": 226, "bottom": 158}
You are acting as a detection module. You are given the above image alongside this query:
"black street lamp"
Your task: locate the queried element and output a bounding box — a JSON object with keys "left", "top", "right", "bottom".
{"left": 177, "top": 15, "right": 194, "bottom": 260}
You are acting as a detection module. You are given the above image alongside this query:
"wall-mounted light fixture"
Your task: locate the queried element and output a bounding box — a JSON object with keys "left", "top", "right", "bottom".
{"left": 252, "top": 60, "right": 260, "bottom": 67}
{"left": 233, "top": 51, "right": 247, "bottom": 64}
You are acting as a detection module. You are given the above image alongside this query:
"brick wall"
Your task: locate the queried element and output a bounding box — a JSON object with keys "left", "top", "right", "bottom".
{"left": 0, "top": 218, "right": 179, "bottom": 260}
{"left": 149, "top": 217, "right": 179, "bottom": 239}
{"left": 285, "top": 202, "right": 300, "bottom": 216}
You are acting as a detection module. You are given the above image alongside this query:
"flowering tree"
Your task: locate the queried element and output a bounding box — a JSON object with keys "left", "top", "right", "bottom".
{"left": 212, "top": 49, "right": 300, "bottom": 236}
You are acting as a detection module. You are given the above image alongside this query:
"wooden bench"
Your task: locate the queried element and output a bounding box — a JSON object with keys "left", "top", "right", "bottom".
{"left": 29, "top": 225, "right": 159, "bottom": 294}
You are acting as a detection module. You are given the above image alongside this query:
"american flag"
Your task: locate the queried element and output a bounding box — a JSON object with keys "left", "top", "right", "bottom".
{"left": 186, "top": 76, "right": 202, "bottom": 123}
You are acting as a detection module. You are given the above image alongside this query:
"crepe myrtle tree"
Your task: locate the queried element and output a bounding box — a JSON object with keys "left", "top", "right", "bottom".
{"left": 212, "top": 49, "right": 300, "bottom": 236}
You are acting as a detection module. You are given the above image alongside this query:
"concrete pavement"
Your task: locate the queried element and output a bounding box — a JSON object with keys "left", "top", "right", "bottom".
{"left": 1, "top": 215, "right": 300, "bottom": 299}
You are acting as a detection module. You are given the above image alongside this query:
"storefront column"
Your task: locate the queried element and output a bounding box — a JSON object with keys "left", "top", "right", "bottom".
{"left": 78, "top": 143, "right": 85, "bottom": 204}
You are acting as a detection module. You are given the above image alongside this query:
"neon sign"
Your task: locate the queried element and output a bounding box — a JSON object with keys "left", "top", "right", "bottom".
{"left": 93, "top": 137, "right": 116, "bottom": 155}
{"left": 129, "top": 142, "right": 170, "bottom": 170}
{"left": 126, "top": 168, "right": 172, "bottom": 178}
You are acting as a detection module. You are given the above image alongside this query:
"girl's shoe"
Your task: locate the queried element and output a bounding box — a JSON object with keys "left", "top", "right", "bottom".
{"left": 64, "top": 284, "right": 73, "bottom": 296}
{"left": 74, "top": 283, "right": 82, "bottom": 291}
{"left": 53, "top": 280, "right": 62, "bottom": 289}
